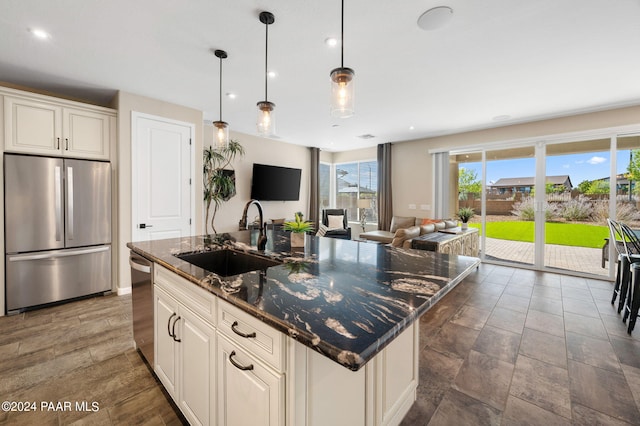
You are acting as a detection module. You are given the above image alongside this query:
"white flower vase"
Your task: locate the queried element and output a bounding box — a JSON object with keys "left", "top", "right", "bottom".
{"left": 291, "top": 232, "right": 305, "bottom": 248}
{"left": 461, "top": 222, "right": 468, "bottom": 230}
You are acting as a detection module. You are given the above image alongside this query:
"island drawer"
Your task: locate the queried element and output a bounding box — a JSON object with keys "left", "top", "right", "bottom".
{"left": 217, "top": 299, "right": 285, "bottom": 372}
{"left": 154, "top": 264, "right": 217, "bottom": 326}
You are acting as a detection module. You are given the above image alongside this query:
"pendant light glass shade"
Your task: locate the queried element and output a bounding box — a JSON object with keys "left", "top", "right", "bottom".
{"left": 213, "top": 49, "right": 229, "bottom": 150}
{"left": 330, "top": 67, "right": 355, "bottom": 118}
{"left": 257, "top": 12, "right": 276, "bottom": 137}
{"left": 212, "top": 120, "right": 229, "bottom": 151}
{"left": 257, "top": 101, "right": 275, "bottom": 136}
{"left": 330, "top": 0, "right": 355, "bottom": 118}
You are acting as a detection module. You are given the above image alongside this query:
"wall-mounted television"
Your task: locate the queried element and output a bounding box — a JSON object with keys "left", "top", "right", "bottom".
{"left": 250, "top": 163, "right": 301, "bottom": 201}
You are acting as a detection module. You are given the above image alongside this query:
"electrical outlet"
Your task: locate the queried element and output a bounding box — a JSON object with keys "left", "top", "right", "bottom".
{"left": 409, "top": 204, "right": 416, "bottom": 210}
{"left": 420, "top": 204, "right": 430, "bottom": 210}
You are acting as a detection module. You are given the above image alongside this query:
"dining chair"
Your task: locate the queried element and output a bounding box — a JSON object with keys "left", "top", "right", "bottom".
{"left": 615, "top": 221, "right": 640, "bottom": 314}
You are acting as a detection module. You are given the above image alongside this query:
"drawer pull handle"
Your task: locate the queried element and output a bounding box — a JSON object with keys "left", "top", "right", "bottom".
{"left": 172, "top": 316, "right": 181, "bottom": 342}
{"left": 229, "top": 351, "right": 254, "bottom": 371}
{"left": 168, "top": 313, "right": 177, "bottom": 337}
{"left": 231, "top": 321, "right": 256, "bottom": 338}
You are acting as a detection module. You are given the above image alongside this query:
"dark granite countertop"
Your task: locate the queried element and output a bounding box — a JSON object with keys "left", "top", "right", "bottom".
{"left": 127, "top": 229, "right": 480, "bottom": 371}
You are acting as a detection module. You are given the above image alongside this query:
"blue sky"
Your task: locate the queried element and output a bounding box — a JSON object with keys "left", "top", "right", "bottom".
{"left": 461, "top": 150, "right": 632, "bottom": 187}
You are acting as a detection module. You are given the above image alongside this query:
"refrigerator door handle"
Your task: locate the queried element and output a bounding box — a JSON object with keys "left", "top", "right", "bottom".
{"left": 8, "top": 246, "right": 110, "bottom": 262}
{"left": 67, "top": 166, "right": 74, "bottom": 240}
{"left": 54, "top": 166, "right": 63, "bottom": 242}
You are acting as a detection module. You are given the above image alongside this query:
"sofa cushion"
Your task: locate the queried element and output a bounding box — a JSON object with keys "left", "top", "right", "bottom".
{"left": 444, "top": 219, "right": 458, "bottom": 228}
{"left": 434, "top": 221, "right": 446, "bottom": 230}
{"left": 390, "top": 216, "right": 415, "bottom": 233}
{"left": 359, "top": 230, "right": 394, "bottom": 243}
{"left": 420, "top": 223, "right": 436, "bottom": 235}
{"left": 391, "top": 225, "right": 421, "bottom": 248}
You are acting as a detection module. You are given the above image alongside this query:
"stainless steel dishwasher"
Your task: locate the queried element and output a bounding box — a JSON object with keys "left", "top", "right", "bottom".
{"left": 130, "top": 252, "right": 154, "bottom": 366}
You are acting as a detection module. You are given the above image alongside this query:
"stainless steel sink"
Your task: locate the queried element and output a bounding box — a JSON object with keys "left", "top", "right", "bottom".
{"left": 175, "top": 249, "right": 281, "bottom": 277}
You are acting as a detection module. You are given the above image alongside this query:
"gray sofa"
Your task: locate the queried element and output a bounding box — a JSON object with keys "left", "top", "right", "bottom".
{"left": 359, "top": 216, "right": 459, "bottom": 248}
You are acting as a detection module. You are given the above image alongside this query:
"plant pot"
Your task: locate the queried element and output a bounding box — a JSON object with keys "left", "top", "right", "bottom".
{"left": 461, "top": 222, "right": 468, "bottom": 230}
{"left": 291, "top": 232, "right": 305, "bottom": 248}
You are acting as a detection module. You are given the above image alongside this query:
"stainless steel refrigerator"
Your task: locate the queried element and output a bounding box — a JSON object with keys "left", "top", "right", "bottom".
{"left": 4, "top": 154, "right": 112, "bottom": 313}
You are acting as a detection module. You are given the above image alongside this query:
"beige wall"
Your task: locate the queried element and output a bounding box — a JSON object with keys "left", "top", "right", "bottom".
{"left": 205, "top": 129, "right": 311, "bottom": 233}
{"left": 330, "top": 105, "right": 640, "bottom": 222}
{"left": 116, "top": 91, "right": 203, "bottom": 293}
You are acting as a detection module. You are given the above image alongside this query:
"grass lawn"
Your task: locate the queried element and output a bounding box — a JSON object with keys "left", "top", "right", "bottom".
{"left": 468, "top": 221, "right": 608, "bottom": 248}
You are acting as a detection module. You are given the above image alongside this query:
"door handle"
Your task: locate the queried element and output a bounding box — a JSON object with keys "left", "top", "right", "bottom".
{"left": 172, "top": 316, "right": 181, "bottom": 342}
{"left": 168, "top": 313, "right": 177, "bottom": 338}
{"left": 139, "top": 224, "right": 153, "bottom": 229}
{"left": 229, "top": 351, "right": 254, "bottom": 371}
{"left": 67, "top": 166, "right": 74, "bottom": 240}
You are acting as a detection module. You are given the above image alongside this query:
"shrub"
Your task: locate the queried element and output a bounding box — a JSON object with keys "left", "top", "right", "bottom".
{"left": 592, "top": 200, "right": 640, "bottom": 224}
{"left": 511, "top": 197, "right": 557, "bottom": 221}
{"left": 560, "top": 195, "right": 592, "bottom": 221}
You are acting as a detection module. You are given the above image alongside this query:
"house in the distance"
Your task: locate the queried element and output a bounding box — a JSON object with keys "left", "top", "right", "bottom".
{"left": 490, "top": 175, "right": 573, "bottom": 195}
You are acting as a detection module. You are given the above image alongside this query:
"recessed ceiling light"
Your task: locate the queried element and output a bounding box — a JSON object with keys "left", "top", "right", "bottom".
{"left": 409, "top": 126, "right": 415, "bottom": 130}
{"left": 30, "top": 28, "right": 50, "bottom": 39}
{"left": 225, "top": 92, "right": 236, "bottom": 99}
{"left": 325, "top": 37, "right": 338, "bottom": 47}
{"left": 417, "top": 6, "right": 453, "bottom": 31}
{"left": 358, "top": 134, "right": 376, "bottom": 139}
{"left": 267, "top": 70, "right": 277, "bottom": 78}
{"left": 332, "top": 124, "right": 340, "bottom": 128}
{"left": 492, "top": 114, "right": 511, "bottom": 121}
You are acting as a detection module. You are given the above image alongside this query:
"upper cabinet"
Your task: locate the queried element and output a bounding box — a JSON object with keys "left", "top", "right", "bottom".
{"left": 3, "top": 90, "right": 115, "bottom": 160}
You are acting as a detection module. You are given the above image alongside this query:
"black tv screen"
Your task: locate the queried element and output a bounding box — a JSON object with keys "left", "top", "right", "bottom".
{"left": 250, "top": 163, "right": 301, "bottom": 201}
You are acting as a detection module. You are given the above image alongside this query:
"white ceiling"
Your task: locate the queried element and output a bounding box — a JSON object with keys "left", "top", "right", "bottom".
{"left": 2, "top": 0, "right": 640, "bottom": 152}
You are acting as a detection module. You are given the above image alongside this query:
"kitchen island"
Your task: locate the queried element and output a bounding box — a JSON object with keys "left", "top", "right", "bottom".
{"left": 128, "top": 229, "right": 479, "bottom": 425}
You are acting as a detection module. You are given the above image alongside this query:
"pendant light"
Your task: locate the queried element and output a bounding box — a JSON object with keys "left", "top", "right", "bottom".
{"left": 330, "top": 0, "right": 355, "bottom": 118}
{"left": 212, "top": 49, "right": 229, "bottom": 150}
{"left": 257, "top": 11, "right": 276, "bottom": 136}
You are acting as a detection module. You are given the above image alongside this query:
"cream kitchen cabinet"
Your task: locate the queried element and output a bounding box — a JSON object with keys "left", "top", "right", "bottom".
{"left": 217, "top": 333, "right": 284, "bottom": 426}
{"left": 154, "top": 265, "right": 217, "bottom": 426}
{"left": 3, "top": 92, "right": 113, "bottom": 160}
{"left": 216, "top": 299, "right": 285, "bottom": 426}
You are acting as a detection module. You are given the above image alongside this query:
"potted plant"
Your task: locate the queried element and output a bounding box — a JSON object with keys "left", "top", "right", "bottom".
{"left": 284, "top": 212, "right": 314, "bottom": 247}
{"left": 203, "top": 140, "right": 245, "bottom": 234}
{"left": 456, "top": 207, "right": 475, "bottom": 230}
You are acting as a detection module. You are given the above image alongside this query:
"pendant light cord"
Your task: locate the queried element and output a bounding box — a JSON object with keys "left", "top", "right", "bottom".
{"left": 264, "top": 21, "right": 269, "bottom": 101}
{"left": 340, "top": 0, "right": 344, "bottom": 68}
{"left": 219, "top": 56, "right": 223, "bottom": 121}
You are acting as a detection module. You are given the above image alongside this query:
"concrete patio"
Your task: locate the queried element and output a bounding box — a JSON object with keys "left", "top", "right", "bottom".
{"left": 484, "top": 237, "right": 611, "bottom": 278}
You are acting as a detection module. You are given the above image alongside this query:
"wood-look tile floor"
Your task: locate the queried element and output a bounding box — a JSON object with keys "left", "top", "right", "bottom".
{"left": 1, "top": 263, "right": 639, "bottom": 425}
{"left": 0, "top": 293, "right": 184, "bottom": 425}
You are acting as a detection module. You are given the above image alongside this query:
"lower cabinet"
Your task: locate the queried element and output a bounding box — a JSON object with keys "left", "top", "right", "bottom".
{"left": 155, "top": 285, "right": 216, "bottom": 426}
{"left": 151, "top": 264, "right": 418, "bottom": 426}
{"left": 216, "top": 333, "right": 284, "bottom": 426}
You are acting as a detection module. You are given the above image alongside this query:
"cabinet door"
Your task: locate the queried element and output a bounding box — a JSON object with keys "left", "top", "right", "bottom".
{"left": 154, "top": 287, "right": 179, "bottom": 400}
{"left": 63, "top": 107, "right": 110, "bottom": 160}
{"left": 217, "top": 334, "right": 284, "bottom": 426}
{"left": 4, "top": 96, "right": 62, "bottom": 154}
{"left": 178, "top": 307, "right": 216, "bottom": 426}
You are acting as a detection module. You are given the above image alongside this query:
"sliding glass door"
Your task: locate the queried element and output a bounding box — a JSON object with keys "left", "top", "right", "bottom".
{"left": 451, "top": 133, "right": 640, "bottom": 278}
{"left": 543, "top": 139, "right": 610, "bottom": 277}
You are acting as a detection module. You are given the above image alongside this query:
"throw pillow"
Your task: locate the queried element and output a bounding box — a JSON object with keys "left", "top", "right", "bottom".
{"left": 390, "top": 216, "right": 415, "bottom": 233}
{"left": 327, "top": 214, "right": 344, "bottom": 229}
{"left": 421, "top": 218, "right": 441, "bottom": 225}
{"left": 316, "top": 224, "right": 328, "bottom": 237}
{"left": 444, "top": 219, "right": 458, "bottom": 228}
{"left": 434, "top": 221, "right": 446, "bottom": 230}
{"left": 391, "top": 225, "right": 420, "bottom": 248}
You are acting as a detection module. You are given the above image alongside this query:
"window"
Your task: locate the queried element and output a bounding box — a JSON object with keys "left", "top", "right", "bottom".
{"left": 335, "top": 160, "right": 378, "bottom": 223}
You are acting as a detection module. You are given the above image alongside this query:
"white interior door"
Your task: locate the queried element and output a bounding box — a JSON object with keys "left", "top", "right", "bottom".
{"left": 132, "top": 112, "right": 194, "bottom": 241}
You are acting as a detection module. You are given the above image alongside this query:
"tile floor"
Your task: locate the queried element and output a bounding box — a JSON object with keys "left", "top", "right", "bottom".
{"left": 402, "top": 263, "right": 640, "bottom": 425}
{"left": 1, "top": 263, "right": 639, "bottom": 425}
